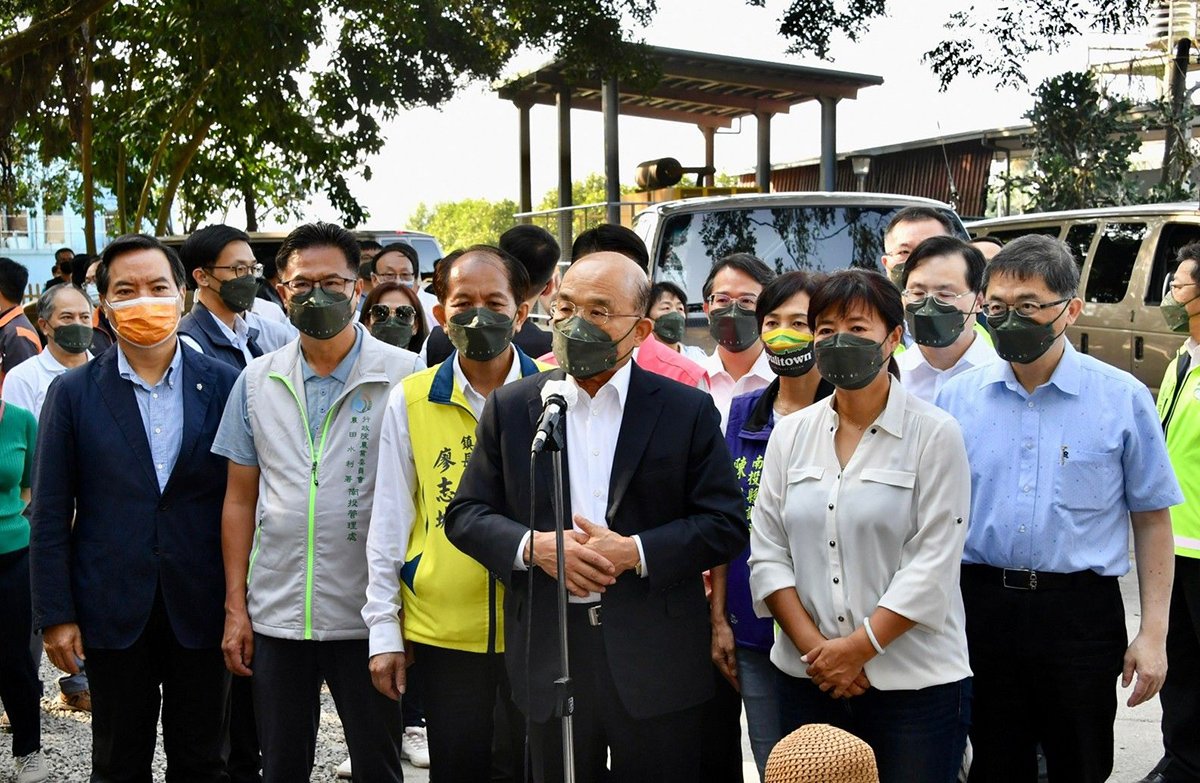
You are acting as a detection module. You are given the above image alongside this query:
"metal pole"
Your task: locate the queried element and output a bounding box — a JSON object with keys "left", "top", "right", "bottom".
{"left": 755, "top": 111, "right": 772, "bottom": 193}
{"left": 551, "top": 449, "right": 575, "bottom": 783}
{"left": 556, "top": 86, "right": 573, "bottom": 259}
{"left": 1162, "top": 37, "right": 1192, "bottom": 188}
{"left": 819, "top": 96, "right": 839, "bottom": 192}
{"left": 701, "top": 125, "right": 716, "bottom": 187}
{"left": 602, "top": 77, "right": 621, "bottom": 225}
{"left": 518, "top": 101, "right": 533, "bottom": 223}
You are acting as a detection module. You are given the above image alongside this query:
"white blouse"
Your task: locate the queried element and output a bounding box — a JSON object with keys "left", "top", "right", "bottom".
{"left": 749, "top": 379, "right": 973, "bottom": 691}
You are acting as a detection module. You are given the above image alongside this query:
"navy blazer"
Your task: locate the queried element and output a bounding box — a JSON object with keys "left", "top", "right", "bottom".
{"left": 445, "top": 364, "right": 748, "bottom": 722}
{"left": 178, "top": 301, "right": 263, "bottom": 369}
{"left": 29, "top": 342, "right": 239, "bottom": 649}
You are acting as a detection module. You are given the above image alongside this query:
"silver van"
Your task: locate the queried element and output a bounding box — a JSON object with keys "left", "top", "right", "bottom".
{"left": 968, "top": 203, "right": 1200, "bottom": 393}
{"left": 633, "top": 193, "right": 967, "bottom": 348}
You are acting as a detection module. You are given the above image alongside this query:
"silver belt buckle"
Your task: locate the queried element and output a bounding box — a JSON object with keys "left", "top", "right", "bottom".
{"left": 587, "top": 604, "right": 603, "bottom": 626}
{"left": 1002, "top": 568, "right": 1037, "bottom": 591}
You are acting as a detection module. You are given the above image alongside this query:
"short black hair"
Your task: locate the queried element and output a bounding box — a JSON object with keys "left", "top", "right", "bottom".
{"left": 572, "top": 224, "right": 649, "bottom": 272}
{"left": 54, "top": 247, "right": 74, "bottom": 262}
{"left": 501, "top": 224, "right": 560, "bottom": 298}
{"left": 883, "top": 206, "right": 956, "bottom": 240}
{"left": 359, "top": 239, "right": 383, "bottom": 253}
{"left": 374, "top": 242, "right": 419, "bottom": 275}
{"left": 649, "top": 281, "right": 688, "bottom": 315}
{"left": 432, "top": 245, "right": 531, "bottom": 305}
{"left": 179, "top": 224, "right": 252, "bottom": 290}
{"left": 702, "top": 252, "right": 776, "bottom": 300}
{"left": 70, "top": 253, "right": 92, "bottom": 287}
{"left": 755, "top": 270, "right": 825, "bottom": 330}
{"left": 0, "top": 257, "right": 29, "bottom": 304}
{"left": 1176, "top": 242, "right": 1200, "bottom": 284}
{"left": 96, "top": 234, "right": 187, "bottom": 296}
{"left": 808, "top": 268, "right": 904, "bottom": 335}
{"left": 982, "top": 234, "right": 1080, "bottom": 299}
{"left": 276, "top": 222, "right": 360, "bottom": 277}
{"left": 901, "top": 235, "right": 986, "bottom": 293}
{"left": 970, "top": 234, "right": 1005, "bottom": 249}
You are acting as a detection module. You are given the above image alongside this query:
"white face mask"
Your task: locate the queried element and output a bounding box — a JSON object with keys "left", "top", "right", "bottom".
{"left": 84, "top": 283, "right": 100, "bottom": 307}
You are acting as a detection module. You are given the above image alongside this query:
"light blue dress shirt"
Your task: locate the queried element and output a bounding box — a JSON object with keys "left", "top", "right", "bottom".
{"left": 117, "top": 342, "right": 185, "bottom": 492}
{"left": 936, "top": 342, "right": 1182, "bottom": 576}
{"left": 213, "top": 326, "right": 364, "bottom": 466}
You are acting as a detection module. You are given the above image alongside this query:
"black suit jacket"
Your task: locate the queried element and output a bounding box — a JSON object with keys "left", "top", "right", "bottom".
{"left": 445, "top": 363, "right": 747, "bottom": 722}
{"left": 29, "top": 342, "right": 239, "bottom": 649}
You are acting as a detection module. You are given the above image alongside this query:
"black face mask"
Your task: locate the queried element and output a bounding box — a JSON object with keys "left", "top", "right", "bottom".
{"left": 552, "top": 315, "right": 636, "bottom": 380}
{"left": 709, "top": 304, "right": 759, "bottom": 352}
{"left": 287, "top": 287, "right": 355, "bottom": 340}
{"left": 986, "top": 303, "right": 1069, "bottom": 364}
{"left": 446, "top": 307, "right": 515, "bottom": 362}
{"left": 370, "top": 318, "right": 414, "bottom": 348}
{"left": 653, "top": 311, "right": 686, "bottom": 345}
{"left": 815, "top": 333, "right": 887, "bottom": 390}
{"left": 905, "top": 299, "right": 970, "bottom": 348}
{"left": 53, "top": 323, "right": 93, "bottom": 354}
{"left": 214, "top": 274, "right": 260, "bottom": 313}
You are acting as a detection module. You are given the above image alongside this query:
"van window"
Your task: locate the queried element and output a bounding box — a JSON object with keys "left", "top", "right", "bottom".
{"left": 986, "top": 225, "right": 1062, "bottom": 244}
{"left": 655, "top": 205, "right": 961, "bottom": 305}
{"left": 1085, "top": 222, "right": 1147, "bottom": 304}
{"left": 1063, "top": 224, "right": 1096, "bottom": 270}
{"left": 1146, "top": 222, "right": 1200, "bottom": 304}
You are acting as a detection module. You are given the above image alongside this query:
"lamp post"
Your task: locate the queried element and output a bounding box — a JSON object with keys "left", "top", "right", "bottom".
{"left": 851, "top": 155, "right": 872, "bottom": 192}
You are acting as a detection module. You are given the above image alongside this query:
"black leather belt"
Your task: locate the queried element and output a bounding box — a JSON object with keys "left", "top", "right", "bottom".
{"left": 568, "top": 603, "right": 603, "bottom": 626}
{"left": 961, "top": 563, "right": 1112, "bottom": 592}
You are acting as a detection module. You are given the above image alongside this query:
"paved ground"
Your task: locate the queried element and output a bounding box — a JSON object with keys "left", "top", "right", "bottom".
{"left": 5, "top": 569, "right": 1167, "bottom": 781}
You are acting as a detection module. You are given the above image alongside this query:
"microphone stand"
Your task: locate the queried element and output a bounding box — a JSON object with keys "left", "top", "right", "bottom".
{"left": 538, "top": 411, "right": 575, "bottom": 783}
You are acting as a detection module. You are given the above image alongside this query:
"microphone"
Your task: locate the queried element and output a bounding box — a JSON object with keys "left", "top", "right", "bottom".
{"left": 532, "top": 380, "right": 578, "bottom": 454}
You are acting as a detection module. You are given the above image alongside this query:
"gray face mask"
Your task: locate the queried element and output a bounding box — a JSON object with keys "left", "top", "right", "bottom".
{"left": 446, "top": 307, "right": 515, "bottom": 361}
{"left": 815, "top": 333, "right": 887, "bottom": 390}
{"left": 53, "top": 323, "right": 93, "bottom": 354}
{"left": 287, "top": 287, "right": 355, "bottom": 340}
{"left": 552, "top": 315, "right": 637, "bottom": 380}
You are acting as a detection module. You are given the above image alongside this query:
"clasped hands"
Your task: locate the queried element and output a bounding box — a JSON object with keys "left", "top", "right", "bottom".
{"left": 525, "top": 514, "right": 640, "bottom": 598}
{"left": 801, "top": 634, "right": 874, "bottom": 699}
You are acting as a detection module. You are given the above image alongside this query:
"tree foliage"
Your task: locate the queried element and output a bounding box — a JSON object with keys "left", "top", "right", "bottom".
{"left": 410, "top": 197, "right": 521, "bottom": 251}
{"left": 1011, "top": 70, "right": 1143, "bottom": 211}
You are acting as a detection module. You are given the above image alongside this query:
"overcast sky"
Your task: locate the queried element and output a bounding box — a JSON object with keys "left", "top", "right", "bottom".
{"left": 252, "top": 0, "right": 1158, "bottom": 231}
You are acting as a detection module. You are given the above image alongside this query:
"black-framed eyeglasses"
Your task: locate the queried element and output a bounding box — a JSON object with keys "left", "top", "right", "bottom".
{"left": 549, "top": 299, "right": 642, "bottom": 326}
{"left": 981, "top": 298, "right": 1070, "bottom": 319}
{"left": 208, "top": 263, "right": 263, "bottom": 279}
{"left": 281, "top": 276, "right": 357, "bottom": 296}
{"left": 369, "top": 304, "right": 416, "bottom": 323}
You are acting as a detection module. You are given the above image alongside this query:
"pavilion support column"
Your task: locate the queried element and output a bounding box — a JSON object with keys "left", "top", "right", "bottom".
{"left": 602, "top": 76, "right": 620, "bottom": 225}
{"left": 517, "top": 100, "right": 532, "bottom": 223}
{"left": 819, "top": 96, "right": 839, "bottom": 192}
{"left": 700, "top": 125, "right": 716, "bottom": 187}
{"left": 556, "top": 85, "right": 573, "bottom": 258}
{"left": 755, "top": 111, "right": 773, "bottom": 193}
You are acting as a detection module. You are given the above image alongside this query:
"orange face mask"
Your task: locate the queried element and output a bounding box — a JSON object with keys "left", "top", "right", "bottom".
{"left": 106, "top": 296, "right": 181, "bottom": 348}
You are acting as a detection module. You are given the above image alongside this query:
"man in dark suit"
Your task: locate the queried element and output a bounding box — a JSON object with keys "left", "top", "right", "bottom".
{"left": 30, "top": 234, "right": 239, "bottom": 782}
{"left": 446, "top": 251, "right": 747, "bottom": 783}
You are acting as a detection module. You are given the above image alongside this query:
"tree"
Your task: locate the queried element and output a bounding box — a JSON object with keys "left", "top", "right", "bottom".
{"left": 410, "top": 198, "right": 521, "bottom": 251}
{"left": 1010, "top": 70, "right": 1143, "bottom": 211}
{"left": 536, "top": 172, "right": 638, "bottom": 236}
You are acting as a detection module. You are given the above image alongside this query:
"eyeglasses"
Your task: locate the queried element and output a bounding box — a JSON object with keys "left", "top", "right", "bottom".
{"left": 1170, "top": 281, "right": 1198, "bottom": 294}
{"left": 369, "top": 304, "right": 416, "bottom": 323}
{"left": 374, "top": 272, "right": 416, "bottom": 284}
{"left": 981, "top": 298, "right": 1070, "bottom": 319}
{"left": 280, "top": 276, "right": 357, "bottom": 296}
{"left": 208, "top": 263, "right": 263, "bottom": 279}
{"left": 549, "top": 299, "right": 642, "bottom": 326}
{"left": 707, "top": 293, "right": 758, "bottom": 309}
{"left": 902, "top": 289, "right": 976, "bottom": 308}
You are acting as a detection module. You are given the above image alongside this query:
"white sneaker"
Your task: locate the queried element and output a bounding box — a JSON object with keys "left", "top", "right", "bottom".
{"left": 15, "top": 750, "right": 49, "bottom": 783}
{"left": 402, "top": 726, "right": 430, "bottom": 768}
{"left": 335, "top": 756, "right": 352, "bottom": 779}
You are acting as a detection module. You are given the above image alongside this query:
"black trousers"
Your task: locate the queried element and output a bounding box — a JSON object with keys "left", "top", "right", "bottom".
{"left": 250, "top": 634, "right": 402, "bottom": 783}
{"left": 84, "top": 590, "right": 229, "bottom": 783}
{"left": 412, "top": 642, "right": 524, "bottom": 783}
{"left": 699, "top": 664, "right": 744, "bottom": 783}
{"left": 961, "top": 567, "right": 1126, "bottom": 783}
{"left": 0, "top": 548, "right": 41, "bottom": 758}
{"left": 1158, "top": 556, "right": 1200, "bottom": 781}
{"left": 528, "top": 608, "right": 705, "bottom": 783}
{"left": 222, "top": 676, "right": 260, "bottom": 783}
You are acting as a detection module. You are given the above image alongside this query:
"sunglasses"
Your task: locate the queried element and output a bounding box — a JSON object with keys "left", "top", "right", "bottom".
{"left": 369, "top": 304, "right": 416, "bottom": 323}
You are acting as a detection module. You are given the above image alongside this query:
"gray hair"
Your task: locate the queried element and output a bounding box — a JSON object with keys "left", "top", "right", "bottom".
{"left": 982, "top": 234, "right": 1080, "bottom": 299}
{"left": 37, "top": 284, "right": 91, "bottom": 322}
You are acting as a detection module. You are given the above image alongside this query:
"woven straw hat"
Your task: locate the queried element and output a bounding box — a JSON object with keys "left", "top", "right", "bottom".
{"left": 763, "top": 724, "right": 879, "bottom": 783}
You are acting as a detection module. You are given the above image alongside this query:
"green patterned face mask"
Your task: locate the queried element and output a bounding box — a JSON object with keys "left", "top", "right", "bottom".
{"left": 708, "top": 304, "right": 759, "bottom": 352}
{"left": 552, "top": 315, "right": 636, "bottom": 380}
{"left": 446, "top": 308, "right": 514, "bottom": 361}
{"left": 288, "top": 287, "right": 354, "bottom": 340}
{"left": 652, "top": 311, "right": 686, "bottom": 344}
{"left": 815, "top": 333, "right": 886, "bottom": 390}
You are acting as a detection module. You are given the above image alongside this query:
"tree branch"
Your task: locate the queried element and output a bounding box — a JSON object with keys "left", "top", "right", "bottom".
{"left": 0, "top": 0, "right": 113, "bottom": 68}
